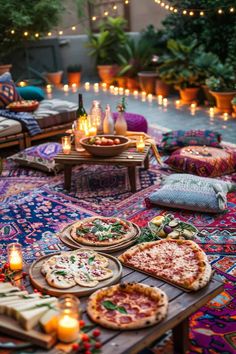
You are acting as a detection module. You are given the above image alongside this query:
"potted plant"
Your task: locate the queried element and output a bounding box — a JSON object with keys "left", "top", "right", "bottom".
{"left": 44, "top": 69, "right": 63, "bottom": 87}
{"left": 158, "top": 39, "right": 206, "bottom": 103}
{"left": 87, "top": 16, "right": 128, "bottom": 84}
{"left": 67, "top": 64, "right": 82, "bottom": 86}
{"left": 117, "top": 38, "right": 153, "bottom": 91}
{"left": 206, "top": 64, "right": 236, "bottom": 113}
{"left": 232, "top": 97, "right": 236, "bottom": 114}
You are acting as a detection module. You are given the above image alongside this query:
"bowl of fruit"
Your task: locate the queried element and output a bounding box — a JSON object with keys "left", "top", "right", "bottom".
{"left": 80, "top": 135, "right": 130, "bottom": 157}
{"left": 7, "top": 100, "right": 39, "bottom": 112}
{"left": 148, "top": 214, "right": 198, "bottom": 240}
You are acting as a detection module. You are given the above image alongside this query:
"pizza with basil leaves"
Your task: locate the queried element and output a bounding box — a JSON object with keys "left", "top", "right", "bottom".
{"left": 70, "top": 217, "right": 136, "bottom": 246}
{"left": 41, "top": 249, "right": 113, "bottom": 289}
{"left": 87, "top": 283, "right": 168, "bottom": 330}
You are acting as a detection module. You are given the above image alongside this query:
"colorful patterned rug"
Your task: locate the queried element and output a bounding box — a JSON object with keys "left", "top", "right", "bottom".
{"left": 0, "top": 128, "right": 236, "bottom": 354}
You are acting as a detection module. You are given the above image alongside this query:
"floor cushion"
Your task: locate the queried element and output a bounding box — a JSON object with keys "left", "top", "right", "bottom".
{"left": 145, "top": 174, "right": 235, "bottom": 213}
{"left": 0, "top": 117, "right": 22, "bottom": 137}
{"left": 113, "top": 112, "right": 148, "bottom": 133}
{"left": 34, "top": 99, "right": 77, "bottom": 129}
{"left": 165, "top": 146, "right": 236, "bottom": 177}
{"left": 0, "top": 73, "right": 21, "bottom": 108}
{"left": 160, "top": 130, "right": 221, "bottom": 152}
{"left": 16, "top": 86, "right": 45, "bottom": 101}
{"left": 8, "top": 142, "right": 63, "bottom": 173}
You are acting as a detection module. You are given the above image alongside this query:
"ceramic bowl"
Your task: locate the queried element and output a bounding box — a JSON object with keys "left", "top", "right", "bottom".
{"left": 80, "top": 135, "right": 130, "bottom": 157}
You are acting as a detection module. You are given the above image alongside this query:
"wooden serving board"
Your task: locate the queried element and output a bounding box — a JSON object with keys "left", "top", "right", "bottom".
{"left": 29, "top": 252, "right": 122, "bottom": 297}
{"left": 0, "top": 315, "right": 56, "bottom": 349}
{"left": 58, "top": 223, "right": 141, "bottom": 253}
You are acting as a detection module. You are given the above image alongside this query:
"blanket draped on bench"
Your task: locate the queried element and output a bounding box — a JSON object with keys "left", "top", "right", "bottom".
{"left": 0, "top": 109, "right": 42, "bottom": 136}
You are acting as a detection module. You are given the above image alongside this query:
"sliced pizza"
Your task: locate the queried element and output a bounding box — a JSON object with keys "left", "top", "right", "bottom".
{"left": 118, "top": 239, "right": 212, "bottom": 291}
{"left": 70, "top": 217, "right": 137, "bottom": 246}
{"left": 87, "top": 283, "right": 168, "bottom": 330}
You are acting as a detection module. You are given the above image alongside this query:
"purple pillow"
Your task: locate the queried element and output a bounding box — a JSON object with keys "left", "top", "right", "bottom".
{"left": 8, "top": 142, "right": 62, "bottom": 173}
{"left": 113, "top": 112, "right": 148, "bottom": 133}
{"left": 0, "top": 72, "right": 21, "bottom": 108}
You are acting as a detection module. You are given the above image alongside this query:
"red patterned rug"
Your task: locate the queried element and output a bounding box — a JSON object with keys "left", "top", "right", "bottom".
{"left": 0, "top": 126, "right": 235, "bottom": 353}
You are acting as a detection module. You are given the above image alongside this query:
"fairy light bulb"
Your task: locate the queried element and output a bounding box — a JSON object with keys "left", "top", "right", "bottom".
{"left": 71, "top": 26, "right": 76, "bottom": 31}
{"left": 200, "top": 11, "right": 204, "bottom": 16}
{"left": 104, "top": 11, "right": 109, "bottom": 16}
{"left": 92, "top": 16, "right": 97, "bottom": 21}
{"left": 59, "top": 31, "right": 63, "bottom": 35}
{"left": 230, "top": 7, "right": 234, "bottom": 12}
{"left": 165, "top": 5, "right": 169, "bottom": 10}
{"left": 174, "top": 8, "right": 178, "bottom": 13}
{"left": 183, "top": 10, "right": 187, "bottom": 15}
{"left": 35, "top": 33, "right": 39, "bottom": 38}
{"left": 170, "top": 6, "right": 174, "bottom": 11}
{"left": 24, "top": 31, "right": 28, "bottom": 36}
{"left": 113, "top": 5, "right": 117, "bottom": 10}
{"left": 48, "top": 32, "right": 52, "bottom": 36}
{"left": 189, "top": 11, "right": 194, "bottom": 16}
{"left": 218, "top": 9, "right": 223, "bottom": 14}
{"left": 125, "top": 0, "right": 129, "bottom": 4}
{"left": 11, "top": 30, "right": 15, "bottom": 34}
{"left": 161, "top": 2, "right": 165, "bottom": 7}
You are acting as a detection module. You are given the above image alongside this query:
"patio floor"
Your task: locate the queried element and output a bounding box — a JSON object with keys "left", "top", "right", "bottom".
{"left": 52, "top": 86, "right": 236, "bottom": 144}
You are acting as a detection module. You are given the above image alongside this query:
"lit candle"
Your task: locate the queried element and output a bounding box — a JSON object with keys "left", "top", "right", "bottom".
{"left": 223, "top": 112, "right": 229, "bottom": 121}
{"left": 7, "top": 243, "right": 23, "bottom": 271}
{"left": 63, "top": 84, "right": 69, "bottom": 93}
{"left": 114, "top": 87, "right": 119, "bottom": 95}
{"left": 57, "top": 295, "right": 80, "bottom": 343}
{"left": 157, "top": 95, "right": 163, "bottom": 105}
{"left": 147, "top": 93, "right": 153, "bottom": 102}
{"left": 71, "top": 83, "right": 77, "bottom": 93}
{"left": 109, "top": 85, "right": 114, "bottom": 94}
{"left": 190, "top": 103, "right": 197, "bottom": 109}
{"left": 88, "top": 126, "right": 97, "bottom": 136}
{"left": 163, "top": 98, "right": 168, "bottom": 107}
{"left": 141, "top": 91, "right": 146, "bottom": 101}
{"left": 124, "top": 89, "right": 130, "bottom": 96}
{"left": 102, "top": 83, "right": 107, "bottom": 91}
{"left": 175, "top": 100, "right": 180, "bottom": 108}
{"left": 84, "top": 82, "right": 90, "bottom": 91}
{"left": 93, "top": 83, "right": 99, "bottom": 92}
{"left": 136, "top": 136, "right": 145, "bottom": 152}
{"left": 61, "top": 136, "right": 71, "bottom": 154}
{"left": 19, "top": 81, "right": 26, "bottom": 87}
{"left": 118, "top": 87, "right": 124, "bottom": 95}
{"left": 209, "top": 107, "right": 215, "bottom": 118}
{"left": 133, "top": 90, "right": 139, "bottom": 98}
{"left": 46, "top": 84, "right": 52, "bottom": 93}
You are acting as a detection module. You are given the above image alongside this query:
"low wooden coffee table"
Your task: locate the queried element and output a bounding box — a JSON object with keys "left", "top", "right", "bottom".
{"left": 55, "top": 145, "right": 151, "bottom": 192}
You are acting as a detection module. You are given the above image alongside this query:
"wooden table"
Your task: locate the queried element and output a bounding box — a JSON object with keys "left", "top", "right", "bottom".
{"left": 55, "top": 146, "right": 151, "bottom": 193}
{"left": 11, "top": 257, "right": 223, "bottom": 354}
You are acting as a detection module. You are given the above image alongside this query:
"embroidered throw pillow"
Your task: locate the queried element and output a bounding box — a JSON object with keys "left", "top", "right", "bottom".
{"left": 0, "top": 73, "right": 21, "bottom": 108}
{"left": 165, "top": 146, "right": 236, "bottom": 177}
{"left": 8, "top": 142, "right": 62, "bottom": 173}
{"left": 145, "top": 174, "right": 236, "bottom": 213}
{"left": 159, "top": 130, "right": 221, "bottom": 152}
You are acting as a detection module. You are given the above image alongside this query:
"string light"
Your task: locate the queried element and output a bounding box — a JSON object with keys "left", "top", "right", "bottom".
{"left": 113, "top": 5, "right": 117, "bottom": 10}
{"left": 58, "top": 30, "right": 63, "bottom": 35}
{"left": 200, "top": 11, "right": 205, "bottom": 16}
{"left": 71, "top": 26, "right": 76, "bottom": 31}
{"left": 92, "top": 16, "right": 97, "bottom": 21}
{"left": 218, "top": 9, "right": 223, "bottom": 14}
{"left": 24, "top": 31, "right": 28, "bottom": 36}
{"left": 230, "top": 7, "right": 234, "bottom": 12}
{"left": 104, "top": 11, "right": 109, "bottom": 16}
{"left": 183, "top": 10, "right": 187, "bottom": 15}
{"left": 189, "top": 11, "right": 194, "bottom": 16}
{"left": 10, "top": 30, "right": 15, "bottom": 34}
{"left": 48, "top": 32, "right": 52, "bottom": 36}
{"left": 35, "top": 33, "right": 39, "bottom": 38}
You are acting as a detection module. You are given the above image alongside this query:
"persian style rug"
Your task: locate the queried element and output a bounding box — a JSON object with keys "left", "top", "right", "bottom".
{"left": 0, "top": 127, "right": 235, "bottom": 354}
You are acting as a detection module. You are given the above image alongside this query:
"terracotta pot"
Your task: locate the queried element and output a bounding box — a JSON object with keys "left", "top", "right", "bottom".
{"left": 210, "top": 91, "right": 236, "bottom": 113}
{"left": 179, "top": 87, "right": 199, "bottom": 104}
{"left": 126, "top": 77, "right": 139, "bottom": 90}
{"left": 45, "top": 71, "right": 63, "bottom": 87}
{"left": 0, "top": 64, "right": 12, "bottom": 75}
{"left": 233, "top": 105, "right": 236, "bottom": 114}
{"left": 67, "top": 72, "right": 81, "bottom": 86}
{"left": 202, "top": 85, "right": 215, "bottom": 106}
{"left": 155, "top": 79, "right": 170, "bottom": 97}
{"left": 138, "top": 71, "right": 158, "bottom": 94}
{"left": 115, "top": 76, "right": 127, "bottom": 87}
{"left": 97, "top": 65, "right": 119, "bottom": 84}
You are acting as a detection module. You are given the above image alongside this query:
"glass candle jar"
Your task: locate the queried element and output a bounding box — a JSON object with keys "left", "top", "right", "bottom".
{"left": 136, "top": 136, "right": 145, "bottom": 153}
{"left": 62, "top": 136, "right": 71, "bottom": 154}
{"left": 7, "top": 243, "right": 23, "bottom": 271}
{"left": 57, "top": 295, "right": 80, "bottom": 343}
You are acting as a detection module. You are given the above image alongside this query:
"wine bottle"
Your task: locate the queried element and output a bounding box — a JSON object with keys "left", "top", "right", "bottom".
{"left": 77, "top": 93, "right": 87, "bottom": 130}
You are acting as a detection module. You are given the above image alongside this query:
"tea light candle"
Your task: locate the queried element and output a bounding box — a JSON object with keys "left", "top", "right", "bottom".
{"left": 118, "top": 87, "right": 124, "bottom": 95}
{"left": 63, "top": 84, "right": 69, "bottom": 93}
{"left": 102, "top": 83, "right": 107, "bottom": 91}
{"left": 141, "top": 91, "right": 146, "bottom": 102}
{"left": 162, "top": 98, "right": 168, "bottom": 107}
{"left": 7, "top": 243, "right": 23, "bottom": 271}
{"left": 127, "top": 155, "right": 134, "bottom": 159}
{"left": 223, "top": 112, "right": 229, "bottom": 121}
{"left": 157, "top": 95, "right": 163, "bottom": 105}
{"left": 71, "top": 83, "right": 77, "bottom": 93}
{"left": 136, "top": 136, "right": 145, "bottom": 152}
{"left": 61, "top": 136, "right": 71, "bottom": 154}
{"left": 133, "top": 90, "right": 139, "bottom": 99}
{"left": 46, "top": 84, "right": 52, "bottom": 93}
{"left": 124, "top": 89, "right": 130, "bottom": 96}
{"left": 147, "top": 93, "right": 153, "bottom": 102}
{"left": 19, "top": 81, "right": 26, "bottom": 87}
{"left": 88, "top": 126, "right": 97, "bottom": 136}
{"left": 175, "top": 100, "right": 180, "bottom": 108}
{"left": 84, "top": 82, "right": 90, "bottom": 91}
{"left": 209, "top": 107, "right": 215, "bottom": 117}
{"left": 109, "top": 85, "right": 114, "bottom": 94}
{"left": 93, "top": 83, "right": 99, "bottom": 92}
{"left": 57, "top": 295, "right": 80, "bottom": 343}
{"left": 191, "top": 103, "right": 197, "bottom": 109}
{"left": 114, "top": 87, "right": 119, "bottom": 95}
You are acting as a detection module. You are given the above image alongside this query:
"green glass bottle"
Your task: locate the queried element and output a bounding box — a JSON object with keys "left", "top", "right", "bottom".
{"left": 77, "top": 93, "right": 87, "bottom": 130}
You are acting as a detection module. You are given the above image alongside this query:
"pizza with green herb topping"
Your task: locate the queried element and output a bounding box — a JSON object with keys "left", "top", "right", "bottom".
{"left": 70, "top": 217, "right": 136, "bottom": 246}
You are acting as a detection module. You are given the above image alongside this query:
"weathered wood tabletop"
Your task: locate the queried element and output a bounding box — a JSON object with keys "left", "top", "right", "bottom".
{"left": 55, "top": 146, "right": 151, "bottom": 192}
{"left": 8, "top": 249, "right": 223, "bottom": 354}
